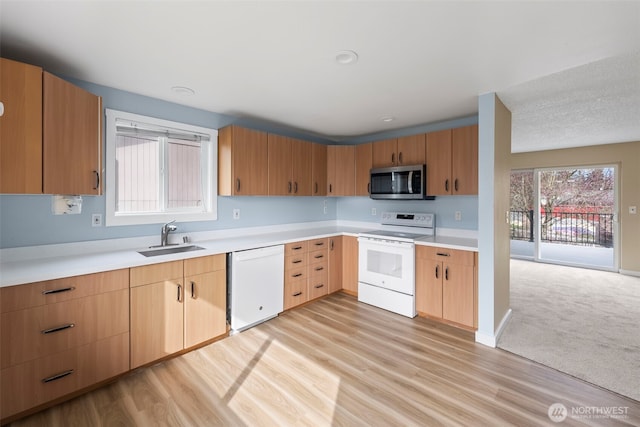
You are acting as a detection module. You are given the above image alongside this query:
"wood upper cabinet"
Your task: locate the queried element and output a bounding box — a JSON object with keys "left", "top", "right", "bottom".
{"left": 328, "top": 236, "right": 343, "bottom": 293}
{"left": 451, "top": 124, "right": 478, "bottom": 195}
{"left": 415, "top": 246, "right": 477, "bottom": 329}
{"left": 311, "top": 143, "right": 327, "bottom": 196}
{"left": 218, "top": 125, "right": 268, "bottom": 195}
{"left": 130, "top": 255, "right": 226, "bottom": 369}
{"left": 372, "top": 135, "right": 425, "bottom": 168}
{"left": 426, "top": 125, "right": 478, "bottom": 196}
{"left": 43, "top": 72, "right": 102, "bottom": 195}
{"left": 355, "top": 143, "right": 372, "bottom": 196}
{"left": 341, "top": 235, "right": 359, "bottom": 295}
{"left": 327, "top": 145, "right": 355, "bottom": 196}
{"left": 268, "top": 134, "right": 312, "bottom": 196}
{"left": 0, "top": 58, "right": 43, "bottom": 194}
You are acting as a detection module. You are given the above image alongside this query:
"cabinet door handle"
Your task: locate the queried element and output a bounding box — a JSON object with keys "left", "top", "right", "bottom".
{"left": 315, "top": 182, "right": 318, "bottom": 194}
{"left": 177, "top": 284, "right": 182, "bottom": 302}
{"left": 367, "top": 182, "right": 370, "bottom": 194}
{"left": 294, "top": 182, "right": 298, "bottom": 193}
{"left": 330, "top": 239, "right": 334, "bottom": 250}
{"left": 329, "top": 183, "right": 333, "bottom": 193}
{"left": 42, "top": 369, "right": 74, "bottom": 383}
{"left": 42, "top": 286, "right": 75, "bottom": 295}
{"left": 191, "top": 281, "right": 196, "bottom": 299}
{"left": 445, "top": 267, "right": 449, "bottom": 281}
{"left": 435, "top": 265, "right": 439, "bottom": 279}
{"left": 288, "top": 181, "right": 292, "bottom": 193}
{"left": 436, "top": 252, "right": 450, "bottom": 257}
{"left": 292, "top": 273, "right": 303, "bottom": 278}
{"left": 314, "top": 283, "right": 324, "bottom": 289}
{"left": 391, "top": 153, "right": 395, "bottom": 164}
{"left": 93, "top": 170, "right": 100, "bottom": 190}
{"left": 398, "top": 152, "right": 403, "bottom": 164}
{"left": 293, "top": 291, "right": 302, "bottom": 297}
{"left": 454, "top": 178, "right": 459, "bottom": 192}
{"left": 41, "top": 323, "right": 75, "bottom": 334}
{"left": 236, "top": 178, "right": 241, "bottom": 192}
{"left": 445, "top": 179, "right": 449, "bottom": 192}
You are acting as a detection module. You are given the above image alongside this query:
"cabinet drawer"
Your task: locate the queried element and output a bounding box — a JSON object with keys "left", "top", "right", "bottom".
{"left": 308, "top": 270, "right": 329, "bottom": 300}
{"left": 308, "top": 248, "right": 328, "bottom": 264}
{"left": 1, "top": 288, "right": 129, "bottom": 368}
{"left": 130, "top": 260, "right": 183, "bottom": 287}
{"left": 285, "top": 241, "right": 308, "bottom": 256}
{"left": 285, "top": 253, "right": 307, "bottom": 271}
{"left": 1, "top": 332, "right": 129, "bottom": 419}
{"left": 1, "top": 269, "right": 129, "bottom": 313}
{"left": 284, "top": 280, "right": 308, "bottom": 310}
{"left": 308, "top": 238, "right": 328, "bottom": 250}
{"left": 184, "top": 254, "right": 225, "bottom": 276}
{"left": 285, "top": 267, "right": 307, "bottom": 283}
{"left": 416, "top": 246, "right": 475, "bottom": 266}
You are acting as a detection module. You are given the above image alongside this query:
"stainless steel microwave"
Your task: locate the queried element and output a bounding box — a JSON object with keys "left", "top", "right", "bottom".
{"left": 369, "top": 164, "right": 434, "bottom": 200}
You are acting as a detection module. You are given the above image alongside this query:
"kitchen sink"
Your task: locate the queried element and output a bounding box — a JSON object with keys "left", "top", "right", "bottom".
{"left": 138, "top": 245, "right": 205, "bottom": 257}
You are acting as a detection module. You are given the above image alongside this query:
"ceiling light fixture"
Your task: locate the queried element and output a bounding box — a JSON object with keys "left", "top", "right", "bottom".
{"left": 171, "top": 86, "right": 195, "bottom": 96}
{"left": 335, "top": 50, "right": 358, "bottom": 65}
{"left": 380, "top": 116, "right": 395, "bottom": 123}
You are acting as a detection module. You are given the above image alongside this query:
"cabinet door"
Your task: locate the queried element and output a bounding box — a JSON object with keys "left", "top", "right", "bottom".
{"left": 328, "top": 237, "right": 343, "bottom": 293}
{"left": 184, "top": 270, "right": 226, "bottom": 348}
{"left": 425, "top": 129, "right": 452, "bottom": 195}
{"left": 130, "top": 280, "right": 184, "bottom": 369}
{"left": 291, "top": 138, "right": 312, "bottom": 196}
{"left": 372, "top": 138, "right": 397, "bottom": 167}
{"left": 268, "top": 134, "right": 292, "bottom": 195}
{"left": 328, "top": 145, "right": 355, "bottom": 196}
{"left": 311, "top": 143, "right": 327, "bottom": 196}
{"left": 218, "top": 126, "right": 268, "bottom": 195}
{"left": 43, "top": 72, "right": 102, "bottom": 195}
{"left": 342, "top": 236, "right": 359, "bottom": 295}
{"left": 355, "top": 143, "right": 372, "bottom": 196}
{"left": 0, "top": 58, "right": 43, "bottom": 194}
{"left": 442, "top": 263, "right": 475, "bottom": 327}
{"left": 415, "top": 258, "right": 443, "bottom": 318}
{"left": 452, "top": 125, "right": 478, "bottom": 195}
{"left": 397, "top": 134, "right": 425, "bottom": 166}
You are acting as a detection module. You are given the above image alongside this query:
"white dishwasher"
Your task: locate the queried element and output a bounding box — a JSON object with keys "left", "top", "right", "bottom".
{"left": 229, "top": 245, "right": 284, "bottom": 334}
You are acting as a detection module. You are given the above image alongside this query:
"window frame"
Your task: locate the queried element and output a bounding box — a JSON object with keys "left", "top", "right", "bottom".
{"left": 104, "top": 109, "right": 217, "bottom": 227}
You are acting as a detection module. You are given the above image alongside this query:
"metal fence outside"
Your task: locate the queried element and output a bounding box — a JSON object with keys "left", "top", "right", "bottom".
{"left": 510, "top": 210, "right": 614, "bottom": 248}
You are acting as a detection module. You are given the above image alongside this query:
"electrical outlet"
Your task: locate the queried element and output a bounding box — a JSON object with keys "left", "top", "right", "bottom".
{"left": 455, "top": 211, "right": 461, "bottom": 221}
{"left": 91, "top": 213, "right": 102, "bottom": 227}
{"left": 371, "top": 208, "right": 377, "bottom": 216}
{"left": 630, "top": 206, "right": 637, "bottom": 214}
{"left": 233, "top": 209, "right": 240, "bottom": 220}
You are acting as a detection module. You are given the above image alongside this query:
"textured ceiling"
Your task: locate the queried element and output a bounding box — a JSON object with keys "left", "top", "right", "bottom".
{"left": 1, "top": 1, "right": 639, "bottom": 152}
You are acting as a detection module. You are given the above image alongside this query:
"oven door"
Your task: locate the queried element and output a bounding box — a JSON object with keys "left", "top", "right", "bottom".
{"left": 357, "top": 237, "right": 415, "bottom": 295}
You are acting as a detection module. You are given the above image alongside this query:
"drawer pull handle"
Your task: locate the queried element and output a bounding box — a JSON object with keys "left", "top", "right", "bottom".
{"left": 293, "top": 291, "right": 302, "bottom": 297}
{"left": 41, "top": 323, "right": 75, "bottom": 334}
{"left": 314, "top": 283, "right": 324, "bottom": 289}
{"left": 436, "top": 252, "right": 450, "bottom": 257}
{"left": 314, "top": 254, "right": 324, "bottom": 259}
{"left": 292, "top": 246, "right": 302, "bottom": 250}
{"left": 315, "top": 266, "right": 324, "bottom": 271}
{"left": 42, "top": 286, "right": 76, "bottom": 295}
{"left": 42, "top": 369, "right": 74, "bottom": 383}
{"left": 292, "top": 259, "right": 303, "bottom": 264}
{"left": 292, "top": 273, "right": 303, "bottom": 278}
{"left": 314, "top": 242, "right": 324, "bottom": 246}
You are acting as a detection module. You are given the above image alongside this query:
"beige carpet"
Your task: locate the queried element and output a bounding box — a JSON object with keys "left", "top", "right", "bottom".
{"left": 498, "top": 259, "right": 640, "bottom": 402}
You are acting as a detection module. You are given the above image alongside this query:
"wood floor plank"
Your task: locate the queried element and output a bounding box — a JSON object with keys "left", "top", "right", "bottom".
{"left": 7, "top": 292, "right": 640, "bottom": 426}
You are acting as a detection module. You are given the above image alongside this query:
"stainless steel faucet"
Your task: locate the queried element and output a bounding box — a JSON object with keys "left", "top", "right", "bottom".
{"left": 160, "top": 220, "right": 177, "bottom": 247}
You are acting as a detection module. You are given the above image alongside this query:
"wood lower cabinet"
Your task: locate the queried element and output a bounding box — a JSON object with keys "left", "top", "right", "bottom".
{"left": 0, "top": 58, "right": 43, "bottom": 194}
{"left": 342, "top": 235, "right": 359, "bottom": 295}
{"left": 328, "top": 236, "right": 343, "bottom": 293}
{"left": 415, "top": 245, "right": 477, "bottom": 329}
{"left": 218, "top": 125, "right": 268, "bottom": 195}
{"left": 43, "top": 71, "right": 102, "bottom": 195}
{"left": 284, "top": 238, "right": 329, "bottom": 310}
{"left": 130, "top": 255, "right": 227, "bottom": 369}
{"left": 0, "top": 269, "right": 129, "bottom": 421}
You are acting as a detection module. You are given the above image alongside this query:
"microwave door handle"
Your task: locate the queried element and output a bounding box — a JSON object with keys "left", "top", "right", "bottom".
{"left": 408, "top": 171, "right": 413, "bottom": 193}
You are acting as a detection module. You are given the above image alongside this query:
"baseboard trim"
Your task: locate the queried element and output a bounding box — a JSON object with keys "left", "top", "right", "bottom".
{"left": 475, "top": 308, "right": 513, "bottom": 348}
{"left": 619, "top": 269, "right": 640, "bottom": 278}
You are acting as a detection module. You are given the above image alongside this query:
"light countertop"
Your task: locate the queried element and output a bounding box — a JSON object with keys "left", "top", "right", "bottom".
{"left": 0, "top": 223, "right": 477, "bottom": 287}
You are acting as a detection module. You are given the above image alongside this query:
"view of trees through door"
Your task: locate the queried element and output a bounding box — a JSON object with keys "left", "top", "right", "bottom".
{"left": 510, "top": 166, "right": 616, "bottom": 270}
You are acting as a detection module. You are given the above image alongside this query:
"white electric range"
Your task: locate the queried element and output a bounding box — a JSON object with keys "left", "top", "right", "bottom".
{"left": 357, "top": 212, "right": 435, "bottom": 317}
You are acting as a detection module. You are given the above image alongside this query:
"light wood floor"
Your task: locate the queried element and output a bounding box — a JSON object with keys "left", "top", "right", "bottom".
{"left": 9, "top": 293, "right": 639, "bottom": 426}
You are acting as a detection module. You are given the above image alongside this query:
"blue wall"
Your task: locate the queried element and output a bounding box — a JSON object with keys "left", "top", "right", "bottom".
{"left": 0, "top": 77, "right": 478, "bottom": 248}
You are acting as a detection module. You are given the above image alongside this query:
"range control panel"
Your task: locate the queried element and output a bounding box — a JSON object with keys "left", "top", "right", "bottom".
{"left": 380, "top": 211, "right": 434, "bottom": 228}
